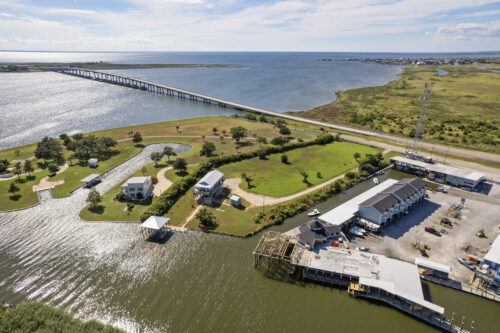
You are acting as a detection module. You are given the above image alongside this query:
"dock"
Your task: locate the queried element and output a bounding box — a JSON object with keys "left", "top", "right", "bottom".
{"left": 253, "top": 231, "right": 473, "bottom": 333}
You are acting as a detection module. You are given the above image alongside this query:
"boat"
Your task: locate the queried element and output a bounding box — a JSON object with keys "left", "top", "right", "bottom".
{"left": 349, "top": 226, "right": 366, "bottom": 237}
{"left": 307, "top": 209, "right": 320, "bottom": 217}
{"left": 373, "top": 177, "right": 379, "bottom": 184}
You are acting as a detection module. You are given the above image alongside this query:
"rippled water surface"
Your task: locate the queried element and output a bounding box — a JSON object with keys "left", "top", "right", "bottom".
{"left": 0, "top": 52, "right": 406, "bottom": 149}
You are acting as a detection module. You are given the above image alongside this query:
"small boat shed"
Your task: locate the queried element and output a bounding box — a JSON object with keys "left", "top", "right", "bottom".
{"left": 140, "top": 216, "right": 170, "bottom": 239}
{"left": 80, "top": 173, "right": 101, "bottom": 188}
{"left": 415, "top": 258, "right": 452, "bottom": 279}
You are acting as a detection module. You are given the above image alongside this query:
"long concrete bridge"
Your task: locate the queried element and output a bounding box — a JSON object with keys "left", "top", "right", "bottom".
{"left": 52, "top": 67, "right": 500, "bottom": 165}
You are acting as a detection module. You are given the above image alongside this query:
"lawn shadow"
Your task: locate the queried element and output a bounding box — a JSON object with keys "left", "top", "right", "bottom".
{"left": 382, "top": 200, "right": 441, "bottom": 240}
{"left": 89, "top": 205, "right": 105, "bottom": 214}
{"left": 175, "top": 170, "right": 189, "bottom": 177}
{"left": 9, "top": 194, "right": 21, "bottom": 201}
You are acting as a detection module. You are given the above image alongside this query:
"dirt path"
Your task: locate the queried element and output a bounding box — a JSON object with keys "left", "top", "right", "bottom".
{"left": 224, "top": 173, "right": 346, "bottom": 207}
{"left": 153, "top": 166, "right": 173, "bottom": 197}
{"left": 32, "top": 163, "right": 69, "bottom": 192}
{"left": 181, "top": 205, "right": 202, "bottom": 228}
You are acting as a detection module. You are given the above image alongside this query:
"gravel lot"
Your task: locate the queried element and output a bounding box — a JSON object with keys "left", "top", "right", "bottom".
{"left": 350, "top": 183, "right": 500, "bottom": 284}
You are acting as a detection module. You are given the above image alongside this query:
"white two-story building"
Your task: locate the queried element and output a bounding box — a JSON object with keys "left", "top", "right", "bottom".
{"left": 121, "top": 176, "right": 153, "bottom": 200}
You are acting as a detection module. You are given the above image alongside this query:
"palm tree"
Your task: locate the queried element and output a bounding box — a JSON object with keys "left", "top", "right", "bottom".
{"left": 175, "top": 125, "right": 180, "bottom": 133}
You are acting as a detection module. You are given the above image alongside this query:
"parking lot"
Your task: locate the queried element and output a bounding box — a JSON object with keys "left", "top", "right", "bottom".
{"left": 350, "top": 182, "right": 500, "bottom": 285}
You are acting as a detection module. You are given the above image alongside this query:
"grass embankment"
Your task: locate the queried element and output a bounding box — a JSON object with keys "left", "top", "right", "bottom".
{"left": 293, "top": 64, "right": 500, "bottom": 153}
{"left": 217, "top": 141, "right": 379, "bottom": 197}
{"left": 0, "top": 171, "right": 50, "bottom": 211}
{"left": 0, "top": 302, "right": 123, "bottom": 332}
{"left": 77, "top": 116, "right": 316, "bottom": 220}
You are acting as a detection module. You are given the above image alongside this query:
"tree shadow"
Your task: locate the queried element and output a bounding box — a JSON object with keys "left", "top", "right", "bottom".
{"left": 26, "top": 175, "right": 36, "bottom": 181}
{"left": 175, "top": 170, "right": 189, "bottom": 177}
{"left": 199, "top": 222, "right": 218, "bottom": 232}
{"left": 89, "top": 205, "right": 105, "bottom": 214}
{"left": 134, "top": 144, "right": 145, "bottom": 148}
{"left": 236, "top": 141, "right": 253, "bottom": 148}
{"left": 15, "top": 178, "right": 27, "bottom": 184}
{"left": 9, "top": 194, "right": 21, "bottom": 201}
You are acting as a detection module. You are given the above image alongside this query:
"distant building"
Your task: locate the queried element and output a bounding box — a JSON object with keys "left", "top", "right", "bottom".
{"left": 484, "top": 235, "right": 500, "bottom": 270}
{"left": 230, "top": 195, "right": 241, "bottom": 207}
{"left": 121, "top": 176, "right": 153, "bottom": 200}
{"left": 358, "top": 178, "right": 426, "bottom": 226}
{"left": 194, "top": 170, "right": 225, "bottom": 205}
{"left": 391, "top": 156, "right": 484, "bottom": 188}
{"left": 297, "top": 219, "right": 340, "bottom": 249}
{"left": 88, "top": 158, "right": 98, "bottom": 168}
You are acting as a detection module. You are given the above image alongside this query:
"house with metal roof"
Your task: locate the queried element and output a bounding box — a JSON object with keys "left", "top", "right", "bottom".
{"left": 194, "top": 169, "right": 225, "bottom": 205}
{"left": 121, "top": 176, "right": 153, "bottom": 200}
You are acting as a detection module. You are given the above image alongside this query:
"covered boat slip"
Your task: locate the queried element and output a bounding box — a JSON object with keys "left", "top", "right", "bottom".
{"left": 140, "top": 216, "right": 171, "bottom": 241}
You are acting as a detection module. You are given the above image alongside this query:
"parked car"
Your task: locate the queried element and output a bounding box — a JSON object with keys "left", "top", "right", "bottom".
{"left": 436, "top": 188, "right": 447, "bottom": 193}
{"left": 356, "top": 246, "right": 370, "bottom": 252}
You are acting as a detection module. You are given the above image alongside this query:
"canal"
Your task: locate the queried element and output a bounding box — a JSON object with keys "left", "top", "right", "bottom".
{"left": 0, "top": 170, "right": 498, "bottom": 332}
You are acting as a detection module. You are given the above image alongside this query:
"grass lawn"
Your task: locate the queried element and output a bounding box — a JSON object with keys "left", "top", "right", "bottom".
{"left": 217, "top": 141, "right": 379, "bottom": 197}
{"left": 0, "top": 170, "right": 50, "bottom": 211}
{"left": 294, "top": 64, "right": 500, "bottom": 153}
{"left": 185, "top": 197, "right": 263, "bottom": 237}
{"left": 166, "top": 190, "right": 196, "bottom": 226}
{"left": 79, "top": 160, "right": 163, "bottom": 222}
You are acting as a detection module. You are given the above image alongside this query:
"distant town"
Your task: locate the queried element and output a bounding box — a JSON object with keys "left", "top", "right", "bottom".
{"left": 319, "top": 56, "right": 500, "bottom": 66}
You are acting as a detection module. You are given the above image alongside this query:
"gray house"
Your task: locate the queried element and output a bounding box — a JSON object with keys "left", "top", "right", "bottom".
{"left": 297, "top": 219, "right": 340, "bottom": 249}
{"left": 358, "top": 178, "right": 426, "bottom": 227}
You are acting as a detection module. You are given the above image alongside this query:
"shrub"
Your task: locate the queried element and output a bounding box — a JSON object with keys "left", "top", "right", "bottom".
{"left": 271, "top": 137, "right": 289, "bottom": 145}
{"left": 115, "top": 192, "right": 127, "bottom": 202}
{"left": 281, "top": 154, "right": 289, "bottom": 164}
{"left": 47, "top": 163, "right": 59, "bottom": 173}
{"left": 151, "top": 176, "right": 158, "bottom": 184}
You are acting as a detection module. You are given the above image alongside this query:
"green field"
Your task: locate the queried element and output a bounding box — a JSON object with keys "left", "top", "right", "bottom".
{"left": 294, "top": 64, "right": 500, "bottom": 153}
{"left": 0, "top": 171, "right": 50, "bottom": 211}
{"left": 217, "top": 141, "right": 379, "bottom": 197}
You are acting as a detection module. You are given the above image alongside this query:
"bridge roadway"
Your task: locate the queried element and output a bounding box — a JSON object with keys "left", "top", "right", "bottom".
{"left": 53, "top": 68, "right": 500, "bottom": 164}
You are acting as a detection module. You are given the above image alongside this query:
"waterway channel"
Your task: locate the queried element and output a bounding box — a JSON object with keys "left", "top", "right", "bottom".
{"left": 0, "top": 166, "right": 498, "bottom": 332}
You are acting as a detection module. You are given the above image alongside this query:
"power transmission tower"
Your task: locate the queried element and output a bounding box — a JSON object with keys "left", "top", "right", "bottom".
{"left": 406, "top": 82, "right": 432, "bottom": 161}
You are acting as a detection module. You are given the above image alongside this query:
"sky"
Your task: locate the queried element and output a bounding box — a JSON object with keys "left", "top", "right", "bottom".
{"left": 0, "top": 0, "right": 499, "bottom": 52}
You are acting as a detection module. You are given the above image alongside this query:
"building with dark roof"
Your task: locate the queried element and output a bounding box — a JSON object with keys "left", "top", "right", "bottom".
{"left": 297, "top": 219, "right": 340, "bottom": 249}
{"left": 358, "top": 178, "right": 427, "bottom": 226}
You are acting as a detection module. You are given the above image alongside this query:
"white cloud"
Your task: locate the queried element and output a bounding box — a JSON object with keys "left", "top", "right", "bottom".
{"left": 430, "top": 21, "right": 500, "bottom": 40}
{"left": 0, "top": 0, "right": 499, "bottom": 51}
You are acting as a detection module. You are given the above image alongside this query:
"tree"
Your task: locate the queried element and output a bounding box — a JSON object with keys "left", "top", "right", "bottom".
{"left": 8, "top": 182, "right": 19, "bottom": 197}
{"left": 202, "top": 135, "right": 206, "bottom": 142}
{"left": 34, "top": 136, "right": 63, "bottom": 163}
{"left": 299, "top": 169, "right": 309, "bottom": 184}
{"left": 222, "top": 129, "right": 227, "bottom": 137}
{"left": 15, "top": 149, "right": 20, "bottom": 157}
{"left": 173, "top": 158, "right": 187, "bottom": 173}
{"left": 258, "top": 115, "right": 268, "bottom": 123}
{"left": 279, "top": 126, "right": 291, "bottom": 137}
{"left": 271, "top": 136, "right": 289, "bottom": 145}
{"left": 175, "top": 125, "right": 180, "bottom": 133}
{"left": 196, "top": 208, "right": 216, "bottom": 228}
{"left": 353, "top": 152, "right": 361, "bottom": 161}
{"left": 47, "top": 163, "right": 59, "bottom": 173}
{"left": 212, "top": 127, "right": 218, "bottom": 135}
{"left": 163, "top": 146, "right": 177, "bottom": 161}
{"left": 241, "top": 172, "right": 253, "bottom": 188}
{"left": 275, "top": 119, "right": 287, "bottom": 128}
{"left": 86, "top": 188, "right": 102, "bottom": 208}
{"left": 151, "top": 152, "right": 163, "bottom": 167}
{"left": 200, "top": 142, "right": 216, "bottom": 157}
{"left": 230, "top": 126, "right": 248, "bottom": 143}
{"left": 23, "top": 160, "right": 33, "bottom": 177}
{"left": 281, "top": 154, "right": 289, "bottom": 164}
{"left": 257, "top": 137, "right": 267, "bottom": 145}
{"left": 128, "top": 131, "right": 134, "bottom": 138}
{"left": 141, "top": 166, "right": 148, "bottom": 176}
{"left": 14, "top": 162, "right": 22, "bottom": 180}
{"left": 132, "top": 132, "right": 143, "bottom": 145}
{"left": 333, "top": 181, "right": 342, "bottom": 193}
{"left": 0, "top": 159, "right": 9, "bottom": 174}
